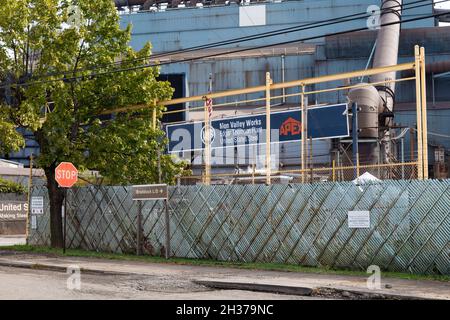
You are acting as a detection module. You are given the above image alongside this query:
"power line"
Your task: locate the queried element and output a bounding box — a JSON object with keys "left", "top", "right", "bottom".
{"left": 0, "top": 0, "right": 444, "bottom": 89}
{"left": 72, "top": 0, "right": 438, "bottom": 72}
{"left": 397, "top": 112, "right": 450, "bottom": 118}
{"left": 37, "top": 0, "right": 436, "bottom": 78}
{"left": 0, "top": 3, "right": 448, "bottom": 94}
{"left": 131, "top": 0, "right": 438, "bottom": 60}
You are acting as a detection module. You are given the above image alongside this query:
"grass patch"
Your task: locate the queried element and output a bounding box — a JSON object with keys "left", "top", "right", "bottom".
{"left": 1, "top": 244, "right": 449, "bottom": 282}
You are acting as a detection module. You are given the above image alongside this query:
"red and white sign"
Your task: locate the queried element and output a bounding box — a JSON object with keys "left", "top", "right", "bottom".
{"left": 55, "top": 162, "right": 78, "bottom": 188}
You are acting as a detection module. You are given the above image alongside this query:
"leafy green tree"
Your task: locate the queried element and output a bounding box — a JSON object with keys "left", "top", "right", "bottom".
{"left": 0, "top": 0, "right": 187, "bottom": 247}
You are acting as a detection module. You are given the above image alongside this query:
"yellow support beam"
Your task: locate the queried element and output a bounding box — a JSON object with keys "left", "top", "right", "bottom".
{"left": 414, "top": 45, "right": 424, "bottom": 180}
{"left": 265, "top": 72, "right": 272, "bottom": 185}
{"left": 95, "top": 63, "right": 416, "bottom": 117}
{"left": 300, "top": 85, "right": 306, "bottom": 183}
{"left": 160, "top": 62, "right": 415, "bottom": 107}
{"left": 420, "top": 47, "right": 429, "bottom": 180}
{"left": 204, "top": 97, "right": 211, "bottom": 185}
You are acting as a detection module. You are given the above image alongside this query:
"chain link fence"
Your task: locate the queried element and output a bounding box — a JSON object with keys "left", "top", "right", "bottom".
{"left": 28, "top": 179, "right": 450, "bottom": 275}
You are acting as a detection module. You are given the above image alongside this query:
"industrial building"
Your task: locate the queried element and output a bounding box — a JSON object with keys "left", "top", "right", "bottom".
{"left": 8, "top": 0, "right": 450, "bottom": 181}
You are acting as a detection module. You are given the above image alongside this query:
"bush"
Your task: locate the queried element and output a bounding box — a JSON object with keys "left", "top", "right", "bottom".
{"left": 0, "top": 177, "right": 26, "bottom": 194}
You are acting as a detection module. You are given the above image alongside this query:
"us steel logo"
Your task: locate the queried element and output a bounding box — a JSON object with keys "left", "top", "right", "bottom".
{"left": 280, "top": 117, "right": 302, "bottom": 136}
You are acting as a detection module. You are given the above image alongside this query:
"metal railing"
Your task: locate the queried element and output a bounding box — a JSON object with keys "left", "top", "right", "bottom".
{"left": 180, "top": 162, "right": 419, "bottom": 185}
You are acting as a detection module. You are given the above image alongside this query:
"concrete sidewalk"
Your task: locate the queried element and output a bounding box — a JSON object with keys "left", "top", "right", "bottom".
{"left": 0, "top": 252, "right": 448, "bottom": 300}
{"left": 0, "top": 236, "right": 26, "bottom": 246}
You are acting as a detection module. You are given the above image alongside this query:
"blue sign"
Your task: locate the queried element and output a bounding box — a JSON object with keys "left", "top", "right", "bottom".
{"left": 166, "top": 103, "right": 349, "bottom": 153}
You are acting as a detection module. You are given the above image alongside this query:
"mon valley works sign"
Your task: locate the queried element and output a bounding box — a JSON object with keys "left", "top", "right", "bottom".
{"left": 0, "top": 201, "right": 28, "bottom": 220}
{"left": 166, "top": 103, "right": 349, "bottom": 153}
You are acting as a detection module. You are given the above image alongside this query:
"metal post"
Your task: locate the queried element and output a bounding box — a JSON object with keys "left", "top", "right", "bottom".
{"left": 158, "top": 149, "right": 162, "bottom": 184}
{"left": 63, "top": 188, "right": 67, "bottom": 254}
{"left": 209, "top": 73, "right": 213, "bottom": 93}
{"left": 252, "top": 163, "right": 255, "bottom": 185}
{"left": 204, "top": 98, "right": 211, "bottom": 185}
{"left": 281, "top": 55, "right": 286, "bottom": 103}
{"left": 352, "top": 102, "right": 359, "bottom": 179}
{"left": 432, "top": 72, "right": 435, "bottom": 107}
{"left": 26, "top": 153, "right": 33, "bottom": 245}
{"left": 309, "top": 136, "right": 313, "bottom": 183}
{"left": 300, "top": 84, "right": 306, "bottom": 183}
{"left": 414, "top": 45, "right": 424, "bottom": 180}
{"left": 410, "top": 126, "right": 415, "bottom": 164}
{"left": 401, "top": 136, "right": 405, "bottom": 179}
{"left": 137, "top": 201, "right": 142, "bottom": 256}
{"left": 152, "top": 100, "right": 157, "bottom": 131}
{"left": 357, "top": 155, "right": 360, "bottom": 178}
{"left": 420, "top": 47, "right": 429, "bottom": 179}
{"left": 332, "top": 159, "right": 336, "bottom": 182}
{"left": 337, "top": 151, "right": 341, "bottom": 181}
{"left": 265, "top": 72, "right": 272, "bottom": 185}
{"left": 252, "top": 144, "right": 256, "bottom": 185}
{"left": 165, "top": 199, "right": 170, "bottom": 259}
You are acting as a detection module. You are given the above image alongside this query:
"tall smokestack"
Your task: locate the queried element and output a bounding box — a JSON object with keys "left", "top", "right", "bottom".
{"left": 371, "top": 0, "right": 402, "bottom": 163}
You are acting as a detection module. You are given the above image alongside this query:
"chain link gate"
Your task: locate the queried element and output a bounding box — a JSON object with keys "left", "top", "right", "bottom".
{"left": 28, "top": 180, "right": 450, "bottom": 275}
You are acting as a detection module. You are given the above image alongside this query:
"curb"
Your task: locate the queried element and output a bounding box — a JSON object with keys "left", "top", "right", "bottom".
{"left": 193, "top": 280, "right": 314, "bottom": 296}
{"left": 193, "top": 280, "right": 429, "bottom": 300}
{"left": 0, "top": 260, "right": 127, "bottom": 276}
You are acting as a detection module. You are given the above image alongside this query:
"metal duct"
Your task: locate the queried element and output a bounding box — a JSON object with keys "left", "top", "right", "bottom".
{"left": 370, "top": 0, "right": 402, "bottom": 112}
{"left": 347, "top": 0, "right": 402, "bottom": 166}
{"left": 402, "top": 60, "right": 450, "bottom": 77}
{"left": 348, "top": 85, "right": 381, "bottom": 139}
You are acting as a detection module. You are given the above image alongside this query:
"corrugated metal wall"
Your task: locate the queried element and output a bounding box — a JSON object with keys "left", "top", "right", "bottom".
{"left": 121, "top": 0, "right": 434, "bottom": 52}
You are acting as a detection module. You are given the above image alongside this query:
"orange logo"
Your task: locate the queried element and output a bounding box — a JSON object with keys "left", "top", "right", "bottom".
{"left": 280, "top": 117, "right": 302, "bottom": 136}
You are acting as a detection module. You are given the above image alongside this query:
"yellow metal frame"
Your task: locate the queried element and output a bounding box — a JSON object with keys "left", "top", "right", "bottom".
{"left": 265, "top": 72, "right": 272, "bottom": 185}
{"left": 100, "top": 46, "right": 429, "bottom": 184}
{"left": 179, "top": 161, "right": 419, "bottom": 181}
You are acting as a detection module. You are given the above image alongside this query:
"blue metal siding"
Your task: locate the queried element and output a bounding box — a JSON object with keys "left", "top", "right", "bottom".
{"left": 395, "top": 109, "right": 450, "bottom": 163}
{"left": 121, "top": 0, "right": 434, "bottom": 52}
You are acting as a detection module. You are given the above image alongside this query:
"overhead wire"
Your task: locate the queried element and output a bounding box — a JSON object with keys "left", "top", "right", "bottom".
{"left": 0, "top": 0, "right": 447, "bottom": 90}
{"left": 14, "top": 0, "right": 436, "bottom": 81}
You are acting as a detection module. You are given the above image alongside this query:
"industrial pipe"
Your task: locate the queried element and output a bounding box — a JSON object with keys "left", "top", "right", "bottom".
{"left": 348, "top": 0, "right": 402, "bottom": 167}
{"left": 370, "top": 0, "right": 402, "bottom": 113}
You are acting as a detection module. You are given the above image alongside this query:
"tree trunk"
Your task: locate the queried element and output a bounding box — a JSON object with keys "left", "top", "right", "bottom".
{"left": 45, "top": 164, "right": 65, "bottom": 248}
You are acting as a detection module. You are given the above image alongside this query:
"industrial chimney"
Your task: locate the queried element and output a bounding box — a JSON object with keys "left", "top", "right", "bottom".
{"left": 348, "top": 0, "right": 402, "bottom": 167}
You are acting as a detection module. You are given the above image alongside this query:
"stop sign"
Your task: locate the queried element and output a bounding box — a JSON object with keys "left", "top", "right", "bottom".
{"left": 55, "top": 162, "right": 78, "bottom": 188}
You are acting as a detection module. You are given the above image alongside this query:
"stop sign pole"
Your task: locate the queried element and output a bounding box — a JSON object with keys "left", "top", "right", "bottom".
{"left": 55, "top": 162, "right": 78, "bottom": 254}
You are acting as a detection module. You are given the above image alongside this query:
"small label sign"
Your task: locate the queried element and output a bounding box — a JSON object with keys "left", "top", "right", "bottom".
{"left": 31, "top": 196, "right": 44, "bottom": 215}
{"left": 31, "top": 215, "right": 37, "bottom": 230}
{"left": 348, "top": 211, "right": 370, "bottom": 228}
{"left": 132, "top": 184, "right": 168, "bottom": 201}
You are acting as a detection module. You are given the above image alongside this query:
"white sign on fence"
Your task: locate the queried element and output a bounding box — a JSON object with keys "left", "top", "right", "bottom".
{"left": 348, "top": 211, "right": 371, "bottom": 228}
{"left": 31, "top": 215, "right": 37, "bottom": 230}
{"left": 31, "top": 196, "right": 44, "bottom": 215}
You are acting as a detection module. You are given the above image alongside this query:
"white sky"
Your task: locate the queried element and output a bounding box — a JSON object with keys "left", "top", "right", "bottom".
{"left": 435, "top": 1, "right": 450, "bottom": 26}
{"left": 435, "top": 1, "right": 450, "bottom": 9}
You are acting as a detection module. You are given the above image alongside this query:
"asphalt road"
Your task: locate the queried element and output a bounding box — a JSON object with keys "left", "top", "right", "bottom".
{"left": 0, "top": 266, "right": 312, "bottom": 300}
